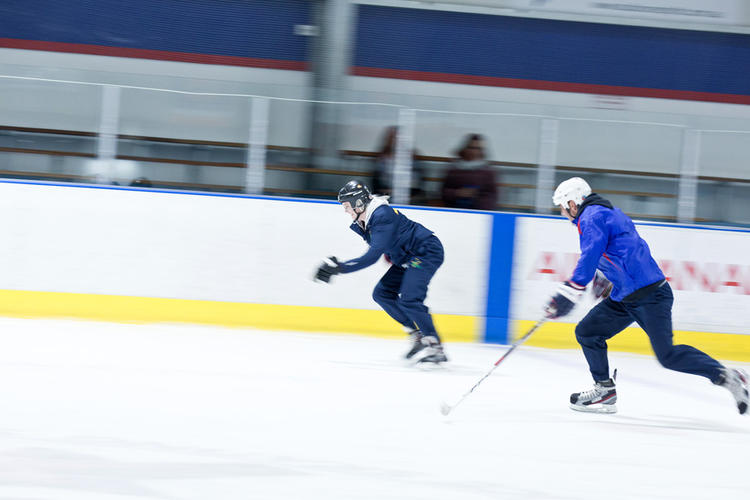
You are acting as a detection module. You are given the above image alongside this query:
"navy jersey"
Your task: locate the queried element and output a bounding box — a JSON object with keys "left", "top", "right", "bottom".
{"left": 570, "top": 194, "right": 665, "bottom": 301}
{"left": 339, "top": 198, "right": 434, "bottom": 274}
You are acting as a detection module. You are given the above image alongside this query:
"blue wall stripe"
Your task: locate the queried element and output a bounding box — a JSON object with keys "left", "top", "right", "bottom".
{"left": 356, "top": 5, "right": 750, "bottom": 97}
{"left": 0, "top": 0, "right": 310, "bottom": 62}
{"left": 484, "top": 213, "right": 517, "bottom": 344}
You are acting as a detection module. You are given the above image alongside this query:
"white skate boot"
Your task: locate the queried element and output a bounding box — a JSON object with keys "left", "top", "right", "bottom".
{"left": 717, "top": 368, "right": 749, "bottom": 415}
{"left": 570, "top": 372, "right": 617, "bottom": 414}
{"left": 412, "top": 335, "right": 448, "bottom": 364}
{"left": 403, "top": 329, "right": 424, "bottom": 360}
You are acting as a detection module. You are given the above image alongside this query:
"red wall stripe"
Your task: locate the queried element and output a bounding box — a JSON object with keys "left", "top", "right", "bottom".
{"left": 0, "top": 38, "right": 308, "bottom": 71}
{"left": 352, "top": 66, "right": 750, "bottom": 105}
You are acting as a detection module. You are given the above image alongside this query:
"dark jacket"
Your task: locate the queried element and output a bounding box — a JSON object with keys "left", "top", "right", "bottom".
{"left": 570, "top": 194, "right": 665, "bottom": 302}
{"left": 340, "top": 200, "right": 434, "bottom": 273}
{"left": 441, "top": 161, "right": 497, "bottom": 210}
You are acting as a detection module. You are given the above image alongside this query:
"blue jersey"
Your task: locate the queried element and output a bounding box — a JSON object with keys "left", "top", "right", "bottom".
{"left": 340, "top": 199, "right": 434, "bottom": 274}
{"left": 570, "top": 194, "right": 665, "bottom": 302}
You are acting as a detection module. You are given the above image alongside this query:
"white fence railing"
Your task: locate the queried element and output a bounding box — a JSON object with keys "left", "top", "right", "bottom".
{"left": 2, "top": 74, "right": 750, "bottom": 224}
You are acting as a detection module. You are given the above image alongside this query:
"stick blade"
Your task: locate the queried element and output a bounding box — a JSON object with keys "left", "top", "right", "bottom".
{"left": 439, "top": 401, "right": 452, "bottom": 416}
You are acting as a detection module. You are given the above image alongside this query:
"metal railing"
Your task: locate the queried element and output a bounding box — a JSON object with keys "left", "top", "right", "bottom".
{"left": 1, "top": 74, "right": 750, "bottom": 225}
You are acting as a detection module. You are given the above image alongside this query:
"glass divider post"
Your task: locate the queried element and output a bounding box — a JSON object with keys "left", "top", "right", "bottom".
{"left": 246, "top": 96, "right": 269, "bottom": 195}
{"left": 678, "top": 128, "right": 700, "bottom": 224}
{"left": 535, "top": 118, "right": 559, "bottom": 214}
{"left": 97, "top": 84, "right": 121, "bottom": 184}
{"left": 393, "top": 107, "right": 415, "bottom": 205}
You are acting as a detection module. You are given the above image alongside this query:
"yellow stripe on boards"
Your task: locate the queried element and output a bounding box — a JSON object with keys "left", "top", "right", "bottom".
{"left": 513, "top": 320, "right": 750, "bottom": 363}
{"left": 4, "top": 288, "right": 748, "bottom": 359}
{"left": 0, "top": 289, "right": 478, "bottom": 343}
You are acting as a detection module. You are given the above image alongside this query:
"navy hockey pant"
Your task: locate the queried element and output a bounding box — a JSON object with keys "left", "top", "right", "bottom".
{"left": 575, "top": 282, "right": 723, "bottom": 383}
{"left": 372, "top": 235, "right": 444, "bottom": 339}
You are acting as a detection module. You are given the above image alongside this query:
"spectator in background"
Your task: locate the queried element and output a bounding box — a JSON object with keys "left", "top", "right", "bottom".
{"left": 371, "top": 126, "right": 426, "bottom": 205}
{"left": 441, "top": 133, "right": 497, "bottom": 210}
{"left": 130, "top": 177, "right": 153, "bottom": 188}
{"left": 89, "top": 173, "right": 119, "bottom": 186}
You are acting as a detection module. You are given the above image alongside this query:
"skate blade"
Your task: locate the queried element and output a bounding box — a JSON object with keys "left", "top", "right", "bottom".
{"left": 414, "top": 357, "right": 448, "bottom": 368}
{"left": 410, "top": 349, "right": 434, "bottom": 364}
{"left": 403, "top": 349, "right": 421, "bottom": 361}
{"left": 570, "top": 403, "right": 617, "bottom": 414}
{"left": 416, "top": 362, "right": 446, "bottom": 371}
{"left": 408, "top": 356, "right": 446, "bottom": 370}
{"left": 399, "top": 356, "right": 444, "bottom": 369}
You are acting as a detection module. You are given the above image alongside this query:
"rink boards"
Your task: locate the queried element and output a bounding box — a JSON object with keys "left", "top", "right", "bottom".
{"left": 1, "top": 180, "right": 749, "bottom": 361}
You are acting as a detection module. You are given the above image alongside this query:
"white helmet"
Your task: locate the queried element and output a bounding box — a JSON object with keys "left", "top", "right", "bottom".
{"left": 552, "top": 177, "right": 591, "bottom": 207}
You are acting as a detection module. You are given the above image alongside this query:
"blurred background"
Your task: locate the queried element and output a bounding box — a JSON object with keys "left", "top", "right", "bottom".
{"left": 1, "top": 0, "right": 749, "bottom": 225}
{"left": 1, "top": 7, "right": 749, "bottom": 496}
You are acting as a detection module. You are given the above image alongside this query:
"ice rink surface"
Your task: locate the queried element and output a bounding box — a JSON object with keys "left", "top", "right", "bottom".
{"left": 0, "top": 317, "right": 748, "bottom": 500}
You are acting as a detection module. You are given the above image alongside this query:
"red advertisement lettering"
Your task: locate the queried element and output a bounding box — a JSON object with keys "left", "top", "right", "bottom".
{"left": 528, "top": 253, "right": 750, "bottom": 294}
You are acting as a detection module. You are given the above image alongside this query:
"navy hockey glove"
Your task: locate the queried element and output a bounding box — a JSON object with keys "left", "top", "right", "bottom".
{"left": 314, "top": 256, "right": 341, "bottom": 284}
{"left": 545, "top": 281, "right": 585, "bottom": 319}
{"left": 592, "top": 270, "right": 613, "bottom": 300}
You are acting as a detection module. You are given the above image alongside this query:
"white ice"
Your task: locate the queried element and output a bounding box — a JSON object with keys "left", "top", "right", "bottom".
{"left": 0, "top": 317, "right": 748, "bottom": 500}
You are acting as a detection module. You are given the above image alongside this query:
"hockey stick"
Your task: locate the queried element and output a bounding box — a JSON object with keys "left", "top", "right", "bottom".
{"left": 440, "top": 318, "right": 548, "bottom": 416}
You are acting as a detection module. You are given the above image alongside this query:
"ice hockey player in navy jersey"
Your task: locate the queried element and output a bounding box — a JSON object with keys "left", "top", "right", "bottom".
{"left": 315, "top": 180, "right": 447, "bottom": 364}
{"left": 546, "top": 177, "right": 749, "bottom": 415}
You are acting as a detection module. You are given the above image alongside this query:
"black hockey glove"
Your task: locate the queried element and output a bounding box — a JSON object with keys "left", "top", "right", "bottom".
{"left": 314, "top": 256, "right": 341, "bottom": 284}
{"left": 545, "top": 281, "right": 585, "bottom": 319}
{"left": 592, "top": 270, "right": 613, "bottom": 300}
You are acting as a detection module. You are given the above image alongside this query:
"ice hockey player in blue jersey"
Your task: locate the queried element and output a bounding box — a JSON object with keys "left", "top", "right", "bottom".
{"left": 546, "top": 177, "right": 749, "bottom": 415}
{"left": 314, "top": 180, "right": 447, "bottom": 364}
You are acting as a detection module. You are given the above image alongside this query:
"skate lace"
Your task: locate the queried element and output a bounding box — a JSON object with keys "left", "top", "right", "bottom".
{"left": 579, "top": 383, "right": 609, "bottom": 401}
{"left": 578, "top": 386, "right": 602, "bottom": 401}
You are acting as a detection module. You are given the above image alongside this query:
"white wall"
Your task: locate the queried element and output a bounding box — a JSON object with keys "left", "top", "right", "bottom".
{"left": 0, "top": 181, "right": 491, "bottom": 316}
{"left": 0, "top": 49, "right": 312, "bottom": 146}
{"left": 357, "top": 0, "right": 750, "bottom": 30}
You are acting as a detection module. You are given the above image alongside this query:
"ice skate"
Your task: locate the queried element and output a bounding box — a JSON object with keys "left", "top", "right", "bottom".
{"left": 717, "top": 368, "right": 749, "bottom": 415}
{"left": 413, "top": 335, "right": 448, "bottom": 364}
{"left": 403, "top": 329, "right": 424, "bottom": 360}
{"left": 570, "top": 376, "right": 617, "bottom": 414}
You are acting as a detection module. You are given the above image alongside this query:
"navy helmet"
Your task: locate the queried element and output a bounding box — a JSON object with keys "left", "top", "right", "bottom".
{"left": 337, "top": 180, "right": 372, "bottom": 210}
